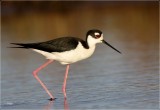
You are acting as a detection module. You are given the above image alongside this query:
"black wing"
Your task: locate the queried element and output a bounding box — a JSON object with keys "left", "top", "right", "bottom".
{"left": 10, "top": 37, "right": 84, "bottom": 52}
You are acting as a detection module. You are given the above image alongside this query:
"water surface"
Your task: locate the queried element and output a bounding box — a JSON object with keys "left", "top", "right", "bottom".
{"left": 1, "top": 1, "right": 159, "bottom": 109}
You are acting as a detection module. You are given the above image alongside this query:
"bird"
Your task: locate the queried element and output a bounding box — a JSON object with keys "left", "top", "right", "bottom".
{"left": 10, "top": 29, "right": 121, "bottom": 101}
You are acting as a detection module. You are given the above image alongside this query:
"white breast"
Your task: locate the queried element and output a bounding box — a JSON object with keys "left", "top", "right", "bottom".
{"left": 33, "top": 42, "right": 96, "bottom": 65}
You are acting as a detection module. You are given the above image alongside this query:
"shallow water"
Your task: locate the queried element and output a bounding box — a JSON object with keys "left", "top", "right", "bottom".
{"left": 1, "top": 1, "right": 159, "bottom": 109}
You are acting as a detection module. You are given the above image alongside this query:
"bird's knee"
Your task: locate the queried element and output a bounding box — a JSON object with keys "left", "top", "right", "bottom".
{"left": 32, "top": 71, "right": 37, "bottom": 77}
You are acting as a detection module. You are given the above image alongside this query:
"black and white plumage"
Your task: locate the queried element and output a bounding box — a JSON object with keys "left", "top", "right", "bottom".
{"left": 10, "top": 29, "right": 121, "bottom": 100}
{"left": 11, "top": 29, "right": 121, "bottom": 65}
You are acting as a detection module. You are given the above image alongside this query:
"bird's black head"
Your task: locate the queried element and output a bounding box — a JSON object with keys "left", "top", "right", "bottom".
{"left": 86, "top": 29, "right": 103, "bottom": 39}
{"left": 86, "top": 29, "right": 104, "bottom": 46}
{"left": 86, "top": 29, "right": 121, "bottom": 54}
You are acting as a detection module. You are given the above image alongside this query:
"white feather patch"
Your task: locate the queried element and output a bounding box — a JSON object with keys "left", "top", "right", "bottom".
{"left": 33, "top": 42, "right": 96, "bottom": 65}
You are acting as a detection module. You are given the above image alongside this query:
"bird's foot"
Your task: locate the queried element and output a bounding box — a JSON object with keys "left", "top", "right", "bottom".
{"left": 48, "top": 98, "right": 57, "bottom": 101}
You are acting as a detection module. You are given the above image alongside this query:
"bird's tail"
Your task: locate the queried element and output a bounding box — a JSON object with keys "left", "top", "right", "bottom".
{"left": 9, "top": 43, "right": 30, "bottom": 48}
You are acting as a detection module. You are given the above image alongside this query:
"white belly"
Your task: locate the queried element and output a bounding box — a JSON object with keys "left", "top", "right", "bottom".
{"left": 33, "top": 42, "right": 95, "bottom": 65}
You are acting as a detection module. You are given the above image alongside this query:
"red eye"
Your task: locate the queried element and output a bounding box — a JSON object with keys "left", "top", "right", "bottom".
{"left": 95, "top": 35, "right": 101, "bottom": 39}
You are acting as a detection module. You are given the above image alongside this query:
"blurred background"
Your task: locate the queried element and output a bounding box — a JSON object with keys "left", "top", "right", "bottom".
{"left": 1, "top": 1, "right": 159, "bottom": 109}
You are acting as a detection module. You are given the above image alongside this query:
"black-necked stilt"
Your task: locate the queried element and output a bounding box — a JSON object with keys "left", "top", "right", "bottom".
{"left": 10, "top": 29, "right": 121, "bottom": 101}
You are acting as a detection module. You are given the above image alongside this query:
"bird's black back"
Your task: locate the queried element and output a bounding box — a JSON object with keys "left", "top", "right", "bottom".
{"left": 11, "top": 37, "right": 89, "bottom": 52}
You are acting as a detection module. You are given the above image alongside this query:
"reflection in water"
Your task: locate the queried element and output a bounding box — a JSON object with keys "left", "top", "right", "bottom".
{"left": 43, "top": 99, "right": 69, "bottom": 110}
{"left": 43, "top": 101, "right": 54, "bottom": 110}
{"left": 64, "top": 99, "right": 69, "bottom": 110}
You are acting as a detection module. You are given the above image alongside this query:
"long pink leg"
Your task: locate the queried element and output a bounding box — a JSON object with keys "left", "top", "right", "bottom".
{"left": 32, "top": 60, "right": 55, "bottom": 100}
{"left": 62, "top": 65, "right": 70, "bottom": 99}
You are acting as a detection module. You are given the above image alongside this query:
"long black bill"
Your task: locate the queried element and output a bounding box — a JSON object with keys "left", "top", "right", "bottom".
{"left": 102, "top": 40, "right": 121, "bottom": 54}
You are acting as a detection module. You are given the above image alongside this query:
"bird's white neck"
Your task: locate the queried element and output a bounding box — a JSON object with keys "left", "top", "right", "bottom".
{"left": 87, "top": 35, "right": 103, "bottom": 48}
